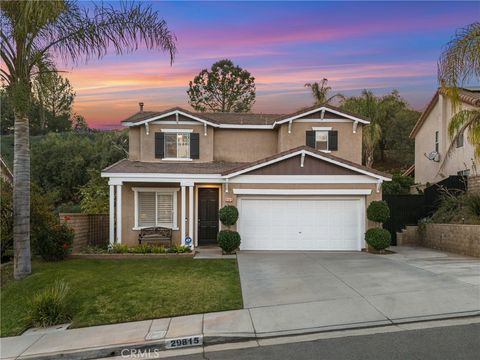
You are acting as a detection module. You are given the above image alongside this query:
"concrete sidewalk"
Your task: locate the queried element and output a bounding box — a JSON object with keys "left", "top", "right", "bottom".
{"left": 2, "top": 246, "right": 479, "bottom": 360}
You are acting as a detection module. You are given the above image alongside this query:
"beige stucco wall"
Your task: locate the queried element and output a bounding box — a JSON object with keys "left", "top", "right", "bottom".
{"left": 414, "top": 94, "right": 479, "bottom": 185}
{"left": 213, "top": 129, "right": 278, "bottom": 162}
{"left": 132, "top": 123, "right": 214, "bottom": 162}
{"left": 277, "top": 122, "right": 363, "bottom": 164}
{"left": 119, "top": 181, "right": 381, "bottom": 249}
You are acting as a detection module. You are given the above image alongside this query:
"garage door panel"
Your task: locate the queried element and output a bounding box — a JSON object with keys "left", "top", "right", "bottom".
{"left": 239, "top": 197, "right": 362, "bottom": 251}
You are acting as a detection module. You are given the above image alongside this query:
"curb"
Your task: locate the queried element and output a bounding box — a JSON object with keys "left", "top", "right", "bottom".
{"left": 13, "top": 312, "right": 480, "bottom": 360}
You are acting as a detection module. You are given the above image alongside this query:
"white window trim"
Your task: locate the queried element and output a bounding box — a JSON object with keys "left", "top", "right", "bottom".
{"left": 161, "top": 128, "right": 193, "bottom": 133}
{"left": 132, "top": 187, "right": 179, "bottom": 230}
{"left": 312, "top": 127, "right": 332, "bottom": 131}
{"left": 164, "top": 132, "right": 191, "bottom": 160}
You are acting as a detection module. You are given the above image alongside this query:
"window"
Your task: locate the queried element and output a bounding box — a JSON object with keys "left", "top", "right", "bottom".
{"left": 456, "top": 132, "right": 464, "bottom": 148}
{"left": 134, "top": 188, "right": 178, "bottom": 229}
{"left": 315, "top": 131, "right": 329, "bottom": 150}
{"left": 435, "top": 131, "right": 439, "bottom": 152}
{"left": 164, "top": 133, "right": 190, "bottom": 159}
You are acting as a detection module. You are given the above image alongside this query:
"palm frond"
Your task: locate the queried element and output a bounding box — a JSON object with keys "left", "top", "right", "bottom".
{"left": 438, "top": 22, "right": 480, "bottom": 90}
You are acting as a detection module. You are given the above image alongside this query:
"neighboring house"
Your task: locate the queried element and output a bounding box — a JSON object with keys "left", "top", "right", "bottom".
{"left": 101, "top": 104, "right": 391, "bottom": 251}
{"left": 0, "top": 156, "right": 13, "bottom": 184}
{"left": 410, "top": 88, "right": 480, "bottom": 187}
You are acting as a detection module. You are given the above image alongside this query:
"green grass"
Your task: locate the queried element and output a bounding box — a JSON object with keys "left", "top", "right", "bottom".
{"left": 0, "top": 258, "right": 243, "bottom": 337}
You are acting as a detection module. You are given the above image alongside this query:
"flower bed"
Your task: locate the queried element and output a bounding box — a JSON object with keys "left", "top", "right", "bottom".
{"left": 73, "top": 244, "right": 195, "bottom": 259}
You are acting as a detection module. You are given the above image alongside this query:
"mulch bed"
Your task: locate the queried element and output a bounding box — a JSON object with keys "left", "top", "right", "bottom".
{"left": 69, "top": 252, "right": 196, "bottom": 260}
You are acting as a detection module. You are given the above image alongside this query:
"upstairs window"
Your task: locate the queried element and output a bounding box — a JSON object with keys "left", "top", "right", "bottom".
{"left": 435, "top": 131, "right": 439, "bottom": 152}
{"left": 165, "top": 133, "right": 190, "bottom": 159}
{"left": 315, "top": 131, "right": 329, "bottom": 150}
{"left": 456, "top": 132, "right": 464, "bottom": 148}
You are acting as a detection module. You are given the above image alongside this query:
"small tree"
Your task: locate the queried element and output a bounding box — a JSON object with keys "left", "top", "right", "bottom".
{"left": 365, "top": 201, "right": 391, "bottom": 252}
{"left": 187, "top": 59, "right": 255, "bottom": 113}
{"left": 217, "top": 205, "right": 241, "bottom": 254}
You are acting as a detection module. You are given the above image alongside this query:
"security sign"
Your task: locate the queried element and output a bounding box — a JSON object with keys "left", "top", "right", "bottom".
{"left": 185, "top": 236, "right": 192, "bottom": 245}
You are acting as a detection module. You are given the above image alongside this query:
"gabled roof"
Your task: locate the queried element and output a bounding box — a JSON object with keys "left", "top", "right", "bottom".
{"left": 121, "top": 103, "right": 370, "bottom": 129}
{"left": 222, "top": 146, "right": 391, "bottom": 180}
{"left": 410, "top": 88, "right": 480, "bottom": 138}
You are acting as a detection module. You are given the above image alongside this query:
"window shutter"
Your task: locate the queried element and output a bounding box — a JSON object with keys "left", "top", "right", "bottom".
{"left": 328, "top": 130, "right": 338, "bottom": 151}
{"left": 157, "top": 193, "right": 174, "bottom": 225}
{"left": 190, "top": 133, "right": 200, "bottom": 159}
{"left": 155, "top": 132, "right": 164, "bottom": 159}
{"left": 138, "top": 192, "right": 156, "bottom": 227}
{"left": 306, "top": 131, "right": 316, "bottom": 148}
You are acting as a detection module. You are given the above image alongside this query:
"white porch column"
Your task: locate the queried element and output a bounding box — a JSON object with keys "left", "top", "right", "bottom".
{"left": 180, "top": 185, "right": 186, "bottom": 245}
{"left": 116, "top": 184, "right": 122, "bottom": 243}
{"left": 188, "top": 185, "right": 194, "bottom": 248}
{"left": 109, "top": 184, "right": 115, "bottom": 245}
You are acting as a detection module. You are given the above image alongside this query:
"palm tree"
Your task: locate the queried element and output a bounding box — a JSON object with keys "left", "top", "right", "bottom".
{"left": 304, "top": 78, "right": 344, "bottom": 105}
{"left": 1, "top": 1, "right": 176, "bottom": 279}
{"left": 438, "top": 22, "right": 480, "bottom": 164}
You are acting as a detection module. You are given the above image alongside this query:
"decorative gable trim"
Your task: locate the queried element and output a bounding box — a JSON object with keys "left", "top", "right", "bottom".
{"left": 274, "top": 106, "right": 370, "bottom": 125}
{"left": 224, "top": 148, "right": 391, "bottom": 181}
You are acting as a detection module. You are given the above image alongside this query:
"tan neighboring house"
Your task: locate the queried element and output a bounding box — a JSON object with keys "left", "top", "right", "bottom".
{"left": 101, "top": 104, "right": 391, "bottom": 251}
{"left": 410, "top": 88, "right": 480, "bottom": 187}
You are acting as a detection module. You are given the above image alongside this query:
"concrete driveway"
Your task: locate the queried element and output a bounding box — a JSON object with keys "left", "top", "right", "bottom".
{"left": 237, "top": 248, "right": 480, "bottom": 336}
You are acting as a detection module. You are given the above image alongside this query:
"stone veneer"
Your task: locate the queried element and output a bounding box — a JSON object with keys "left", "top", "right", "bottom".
{"left": 468, "top": 175, "right": 480, "bottom": 194}
{"left": 398, "top": 223, "right": 480, "bottom": 257}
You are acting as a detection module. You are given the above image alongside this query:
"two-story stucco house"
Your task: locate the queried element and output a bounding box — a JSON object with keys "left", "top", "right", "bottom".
{"left": 101, "top": 104, "right": 391, "bottom": 251}
{"left": 410, "top": 88, "right": 480, "bottom": 187}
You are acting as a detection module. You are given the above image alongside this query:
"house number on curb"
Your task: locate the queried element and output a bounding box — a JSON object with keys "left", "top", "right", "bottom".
{"left": 165, "top": 335, "right": 203, "bottom": 349}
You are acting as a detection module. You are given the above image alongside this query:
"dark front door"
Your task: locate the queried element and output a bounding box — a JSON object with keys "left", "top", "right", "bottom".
{"left": 198, "top": 188, "right": 219, "bottom": 245}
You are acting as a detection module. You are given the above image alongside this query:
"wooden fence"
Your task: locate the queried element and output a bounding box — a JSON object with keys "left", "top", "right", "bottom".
{"left": 59, "top": 213, "right": 109, "bottom": 253}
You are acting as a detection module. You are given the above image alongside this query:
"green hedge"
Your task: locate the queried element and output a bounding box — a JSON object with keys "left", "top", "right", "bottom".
{"left": 365, "top": 228, "right": 391, "bottom": 250}
{"left": 217, "top": 230, "right": 241, "bottom": 254}
{"left": 367, "top": 201, "right": 390, "bottom": 223}
{"left": 218, "top": 205, "right": 239, "bottom": 226}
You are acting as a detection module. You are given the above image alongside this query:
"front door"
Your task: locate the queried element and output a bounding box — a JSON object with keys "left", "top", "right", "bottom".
{"left": 198, "top": 188, "right": 219, "bottom": 245}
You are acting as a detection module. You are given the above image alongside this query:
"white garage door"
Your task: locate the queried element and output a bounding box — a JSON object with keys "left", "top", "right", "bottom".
{"left": 238, "top": 197, "right": 363, "bottom": 251}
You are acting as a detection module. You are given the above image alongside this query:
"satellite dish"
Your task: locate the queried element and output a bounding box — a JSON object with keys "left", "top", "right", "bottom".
{"left": 424, "top": 151, "right": 440, "bottom": 162}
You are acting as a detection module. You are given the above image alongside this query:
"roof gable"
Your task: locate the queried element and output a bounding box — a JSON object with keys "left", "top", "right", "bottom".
{"left": 223, "top": 146, "right": 391, "bottom": 180}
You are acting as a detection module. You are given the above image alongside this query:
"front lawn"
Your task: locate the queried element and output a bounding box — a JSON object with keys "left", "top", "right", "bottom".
{"left": 1, "top": 258, "right": 242, "bottom": 337}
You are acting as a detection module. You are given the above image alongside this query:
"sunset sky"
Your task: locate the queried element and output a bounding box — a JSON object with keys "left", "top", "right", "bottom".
{"left": 64, "top": 1, "right": 479, "bottom": 129}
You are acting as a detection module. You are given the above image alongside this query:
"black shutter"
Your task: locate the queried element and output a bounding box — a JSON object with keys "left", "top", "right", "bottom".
{"left": 155, "top": 132, "right": 164, "bottom": 158}
{"left": 306, "top": 130, "right": 316, "bottom": 148}
{"left": 328, "top": 130, "right": 338, "bottom": 151}
{"left": 190, "top": 133, "right": 200, "bottom": 159}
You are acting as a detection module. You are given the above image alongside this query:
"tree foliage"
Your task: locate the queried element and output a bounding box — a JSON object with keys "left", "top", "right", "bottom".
{"left": 79, "top": 169, "right": 109, "bottom": 214}
{"left": 342, "top": 90, "right": 418, "bottom": 169}
{"left": 304, "top": 78, "right": 344, "bottom": 105}
{"left": 1, "top": 0, "right": 176, "bottom": 278}
{"left": 31, "top": 131, "right": 128, "bottom": 205}
{"left": 187, "top": 59, "right": 256, "bottom": 112}
{"left": 437, "top": 22, "right": 480, "bottom": 166}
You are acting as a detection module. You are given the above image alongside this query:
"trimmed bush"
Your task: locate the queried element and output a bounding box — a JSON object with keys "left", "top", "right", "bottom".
{"left": 218, "top": 205, "right": 239, "bottom": 226}
{"left": 36, "top": 222, "right": 74, "bottom": 261}
{"left": 367, "top": 201, "right": 390, "bottom": 223}
{"left": 365, "top": 228, "right": 391, "bottom": 251}
{"left": 217, "top": 230, "right": 241, "bottom": 254}
{"left": 28, "top": 281, "right": 72, "bottom": 328}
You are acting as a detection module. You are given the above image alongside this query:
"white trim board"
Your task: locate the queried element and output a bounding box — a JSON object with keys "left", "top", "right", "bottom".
{"left": 232, "top": 189, "right": 372, "bottom": 195}
{"left": 229, "top": 175, "right": 378, "bottom": 184}
{"left": 224, "top": 149, "right": 391, "bottom": 181}
{"left": 122, "top": 107, "right": 369, "bottom": 129}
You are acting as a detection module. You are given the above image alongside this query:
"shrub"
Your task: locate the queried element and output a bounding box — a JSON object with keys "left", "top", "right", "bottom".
{"left": 109, "top": 244, "right": 129, "bottom": 253}
{"left": 465, "top": 194, "right": 480, "bottom": 217}
{"left": 28, "top": 281, "right": 72, "bottom": 328}
{"left": 36, "top": 222, "right": 74, "bottom": 261}
{"left": 167, "top": 244, "right": 192, "bottom": 253}
{"left": 382, "top": 173, "right": 414, "bottom": 195}
{"left": 367, "top": 201, "right": 390, "bottom": 223}
{"left": 218, "top": 205, "right": 239, "bottom": 226}
{"left": 217, "top": 230, "right": 241, "bottom": 254}
{"left": 365, "top": 228, "right": 391, "bottom": 251}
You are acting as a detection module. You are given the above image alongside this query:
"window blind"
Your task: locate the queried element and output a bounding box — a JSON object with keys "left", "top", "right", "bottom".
{"left": 157, "top": 193, "right": 174, "bottom": 225}
{"left": 138, "top": 192, "right": 156, "bottom": 227}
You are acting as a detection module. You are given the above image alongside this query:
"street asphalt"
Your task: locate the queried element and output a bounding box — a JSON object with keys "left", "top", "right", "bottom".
{"left": 163, "top": 323, "right": 480, "bottom": 360}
